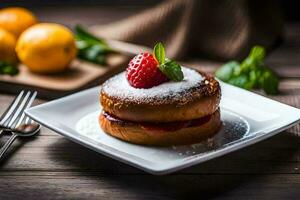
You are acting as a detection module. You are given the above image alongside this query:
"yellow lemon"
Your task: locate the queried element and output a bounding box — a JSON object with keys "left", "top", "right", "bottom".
{"left": 16, "top": 23, "right": 77, "bottom": 74}
{"left": 0, "top": 28, "right": 17, "bottom": 63}
{"left": 0, "top": 7, "right": 37, "bottom": 38}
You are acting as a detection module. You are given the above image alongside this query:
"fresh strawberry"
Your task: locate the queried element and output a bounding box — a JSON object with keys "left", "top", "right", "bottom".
{"left": 126, "top": 42, "right": 184, "bottom": 89}
{"left": 126, "top": 52, "right": 168, "bottom": 88}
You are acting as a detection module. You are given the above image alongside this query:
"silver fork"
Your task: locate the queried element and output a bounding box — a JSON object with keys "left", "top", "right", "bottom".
{"left": 0, "top": 90, "right": 26, "bottom": 135}
{"left": 0, "top": 91, "right": 40, "bottom": 159}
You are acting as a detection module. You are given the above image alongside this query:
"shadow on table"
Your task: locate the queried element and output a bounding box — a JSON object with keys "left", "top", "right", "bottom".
{"left": 48, "top": 132, "right": 300, "bottom": 199}
{"left": 0, "top": 132, "right": 39, "bottom": 164}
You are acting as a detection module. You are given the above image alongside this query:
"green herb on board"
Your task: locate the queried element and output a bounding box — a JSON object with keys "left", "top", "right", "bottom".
{"left": 0, "top": 61, "right": 19, "bottom": 76}
{"left": 74, "top": 25, "right": 115, "bottom": 65}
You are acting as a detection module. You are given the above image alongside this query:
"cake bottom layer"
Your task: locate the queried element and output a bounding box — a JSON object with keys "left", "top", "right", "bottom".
{"left": 99, "top": 109, "right": 221, "bottom": 146}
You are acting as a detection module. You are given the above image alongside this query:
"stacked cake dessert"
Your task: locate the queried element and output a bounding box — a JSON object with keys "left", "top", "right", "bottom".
{"left": 99, "top": 43, "right": 221, "bottom": 146}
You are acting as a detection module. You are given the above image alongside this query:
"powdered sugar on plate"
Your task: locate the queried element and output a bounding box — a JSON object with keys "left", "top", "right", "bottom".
{"left": 102, "top": 67, "right": 203, "bottom": 101}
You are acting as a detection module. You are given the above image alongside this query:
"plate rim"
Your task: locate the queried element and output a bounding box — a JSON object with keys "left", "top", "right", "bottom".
{"left": 25, "top": 84, "right": 300, "bottom": 175}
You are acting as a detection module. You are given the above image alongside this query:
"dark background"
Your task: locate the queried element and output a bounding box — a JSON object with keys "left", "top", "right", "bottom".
{"left": 0, "top": 0, "right": 299, "bottom": 21}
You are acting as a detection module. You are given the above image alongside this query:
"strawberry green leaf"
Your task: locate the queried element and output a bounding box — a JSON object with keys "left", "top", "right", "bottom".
{"left": 153, "top": 42, "right": 165, "bottom": 64}
{"left": 159, "top": 59, "right": 184, "bottom": 81}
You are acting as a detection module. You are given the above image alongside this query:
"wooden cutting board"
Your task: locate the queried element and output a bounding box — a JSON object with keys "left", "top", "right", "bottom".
{"left": 0, "top": 54, "right": 129, "bottom": 99}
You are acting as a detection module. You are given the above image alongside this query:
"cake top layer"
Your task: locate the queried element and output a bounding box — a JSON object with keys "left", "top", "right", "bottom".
{"left": 101, "top": 67, "right": 204, "bottom": 103}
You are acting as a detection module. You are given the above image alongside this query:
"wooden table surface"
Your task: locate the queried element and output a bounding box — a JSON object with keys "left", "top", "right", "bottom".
{"left": 1, "top": 6, "right": 300, "bottom": 200}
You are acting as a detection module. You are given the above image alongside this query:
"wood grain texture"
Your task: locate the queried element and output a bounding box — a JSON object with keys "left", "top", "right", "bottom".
{"left": 1, "top": 6, "right": 300, "bottom": 200}
{"left": 0, "top": 56, "right": 127, "bottom": 90}
{"left": 0, "top": 55, "right": 128, "bottom": 99}
{"left": 0, "top": 173, "right": 300, "bottom": 200}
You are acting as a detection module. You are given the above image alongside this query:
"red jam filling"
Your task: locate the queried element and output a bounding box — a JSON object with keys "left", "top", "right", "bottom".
{"left": 103, "top": 112, "right": 212, "bottom": 132}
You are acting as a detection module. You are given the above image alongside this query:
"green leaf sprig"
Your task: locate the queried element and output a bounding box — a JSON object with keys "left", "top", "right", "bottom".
{"left": 153, "top": 42, "right": 184, "bottom": 81}
{"left": 215, "top": 45, "right": 279, "bottom": 95}
{"left": 74, "top": 25, "right": 115, "bottom": 65}
{"left": 0, "top": 61, "right": 19, "bottom": 76}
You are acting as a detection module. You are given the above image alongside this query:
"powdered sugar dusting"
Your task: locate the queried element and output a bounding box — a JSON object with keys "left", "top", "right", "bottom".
{"left": 102, "top": 67, "right": 203, "bottom": 101}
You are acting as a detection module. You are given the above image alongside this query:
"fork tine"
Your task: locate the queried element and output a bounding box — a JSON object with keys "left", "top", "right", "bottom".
{"left": 25, "top": 117, "right": 31, "bottom": 125}
{"left": 14, "top": 91, "right": 37, "bottom": 128}
{"left": 0, "top": 91, "right": 24, "bottom": 125}
{"left": 3, "top": 91, "right": 31, "bottom": 128}
{"left": 25, "top": 117, "right": 34, "bottom": 125}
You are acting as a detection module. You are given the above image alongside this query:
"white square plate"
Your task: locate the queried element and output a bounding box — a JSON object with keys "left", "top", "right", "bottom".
{"left": 26, "top": 82, "right": 300, "bottom": 175}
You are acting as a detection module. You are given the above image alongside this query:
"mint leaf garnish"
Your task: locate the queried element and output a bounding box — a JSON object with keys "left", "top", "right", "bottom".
{"left": 152, "top": 42, "right": 184, "bottom": 82}
{"left": 153, "top": 42, "right": 165, "bottom": 64}
{"left": 159, "top": 59, "right": 184, "bottom": 82}
{"left": 261, "top": 68, "right": 279, "bottom": 95}
{"left": 215, "top": 61, "right": 239, "bottom": 82}
{"left": 215, "top": 45, "right": 279, "bottom": 95}
{"left": 250, "top": 45, "right": 265, "bottom": 61}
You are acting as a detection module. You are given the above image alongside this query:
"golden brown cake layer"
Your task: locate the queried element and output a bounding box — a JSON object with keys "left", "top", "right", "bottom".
{"left": 100, "top": 70, "right": 221, "bottom": 122}
{"left": 99, "top": 109, "right": 221, "bottom": 146}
